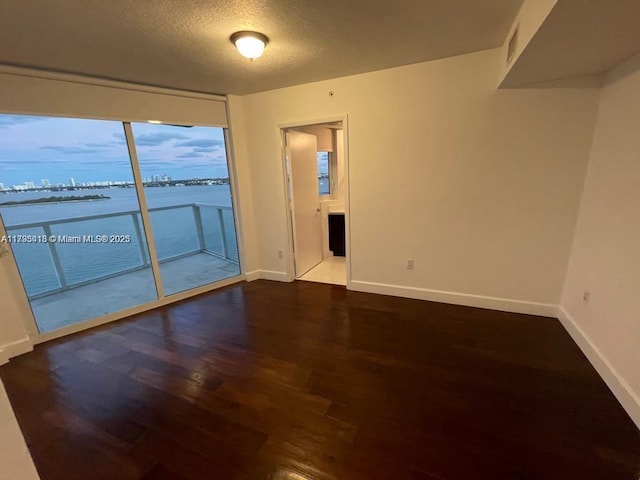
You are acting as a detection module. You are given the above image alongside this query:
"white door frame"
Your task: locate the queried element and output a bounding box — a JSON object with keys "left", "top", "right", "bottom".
{"left": 277, "top": 114, "right": 351, "bottom": 288}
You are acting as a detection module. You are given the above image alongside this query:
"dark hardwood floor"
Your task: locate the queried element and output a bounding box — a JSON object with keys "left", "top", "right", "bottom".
{"left": 2, "top": 280, "right": 639, "bottom": 480}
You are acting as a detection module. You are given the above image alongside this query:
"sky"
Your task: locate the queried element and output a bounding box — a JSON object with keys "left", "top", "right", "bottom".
{"left": 0, "top": 114, "right": 230, "bottom": 186}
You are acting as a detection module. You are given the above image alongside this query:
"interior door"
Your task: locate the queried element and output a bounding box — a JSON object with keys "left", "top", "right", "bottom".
{"left": 287, "top": 131, "right": 323, "bottom": 277}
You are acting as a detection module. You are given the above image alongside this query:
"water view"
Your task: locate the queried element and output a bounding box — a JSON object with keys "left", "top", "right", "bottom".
{"left": 0, "top": 115, "right": 240, "bottom": 333}
{"left": 1, "top": 185, "right": 238, "bottom": 298}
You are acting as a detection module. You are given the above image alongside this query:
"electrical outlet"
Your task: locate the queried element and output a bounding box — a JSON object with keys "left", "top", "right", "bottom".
{"left": 277, "top": 250, "right": 284, "bottom": 259}
{"left": 406, "top": 259, "right": 414, "bottom": 270}
{"left": 583, "top": 290, "right": 591, "bottom": 303}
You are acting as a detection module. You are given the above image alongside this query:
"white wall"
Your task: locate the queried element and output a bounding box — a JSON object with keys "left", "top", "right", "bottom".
{"left": 295, "top": 126, "right": 333, "bottom": 151}
{"left": 0, "top": 380, "right": 41, "bottom": 479}
{"left": 238, "top": 48, "right": 600, "bottom": 314}
{"left": 0, "top": 243, "right": 39, "bottom": 478}
{"left": 498, "top": 0, "right": 558, "bottom": 86}
{"left": 560, "top": 53, "right": 640, "bottom": 428}
{"left": 226, "top": 95, "right": 259, "bottom": 276}
{"left": 0, "top": 228, "right": 33, "bottom": 364}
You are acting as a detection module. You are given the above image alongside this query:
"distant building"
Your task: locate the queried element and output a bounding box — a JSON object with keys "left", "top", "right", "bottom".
{"left": 69, "top": 177, "right": 76, "bottom": 187}
{"left": 0, "top": 183, "right": 4, "bottom": 190}
{"left": 24, "top": 182, "right": 36, "bottom": 189}
{"left": 41, "top": 179, "right": 50, "bottom": 187}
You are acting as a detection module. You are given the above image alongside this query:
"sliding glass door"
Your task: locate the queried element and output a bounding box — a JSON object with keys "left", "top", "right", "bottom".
{"left": 0, "top": 114, "right": 241, "bottom": 334}
{"left": 129, "top": 123, "right": 240, "bottom": 296}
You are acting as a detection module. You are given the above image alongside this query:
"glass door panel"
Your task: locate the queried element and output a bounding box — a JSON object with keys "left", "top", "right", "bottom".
{"left": 0, "top": 115, "right": 158, "bottom": 333}
{"left": 130, "top": 123, "right": 240, "bottom": 295}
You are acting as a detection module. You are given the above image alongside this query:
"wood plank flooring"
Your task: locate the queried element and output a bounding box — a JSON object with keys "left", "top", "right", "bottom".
{"left": 2, "top": 280, "right": 639, "bottom": 479}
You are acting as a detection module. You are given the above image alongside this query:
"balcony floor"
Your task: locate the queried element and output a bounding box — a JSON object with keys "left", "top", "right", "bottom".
{"left": 31, "top": 252, "right": 240, "bottom": 333}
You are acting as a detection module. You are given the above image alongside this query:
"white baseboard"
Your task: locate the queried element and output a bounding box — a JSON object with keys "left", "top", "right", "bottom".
{"left": 558, "top": 307, "right": 640, "bottom": 429}
{"left": 245, "top": 270, "right": 291, "bottom": 282}
{"left": 0, "top": 337, "right": 33, "bottom": 365}
{"left": 244, "top": 270, "right": 262, "bottom": 282}
{"left": 349, "top": 280, "right": 558, "bottom": 317}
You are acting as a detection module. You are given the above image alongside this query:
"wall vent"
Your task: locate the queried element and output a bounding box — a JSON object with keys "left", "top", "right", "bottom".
{"left": 507, "top": 26, "right": 519, "bottom": 65}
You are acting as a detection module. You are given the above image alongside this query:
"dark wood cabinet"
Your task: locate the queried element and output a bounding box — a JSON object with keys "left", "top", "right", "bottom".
{"left": 328, "top": 213, "right": 345, "bottom": 256}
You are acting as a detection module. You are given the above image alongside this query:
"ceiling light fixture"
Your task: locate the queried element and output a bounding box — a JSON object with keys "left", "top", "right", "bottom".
{"left": 230, "top": 31, "right": 269, "bottom": 60}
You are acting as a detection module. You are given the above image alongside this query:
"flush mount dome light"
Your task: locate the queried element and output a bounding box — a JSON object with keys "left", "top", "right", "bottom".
{"left": 230, "top": 31, "right": 269, "bottom": 60}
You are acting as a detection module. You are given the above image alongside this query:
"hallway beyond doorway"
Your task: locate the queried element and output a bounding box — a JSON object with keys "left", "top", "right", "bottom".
{"left": 299, "top": 256, "right": 346, "bottom": 285}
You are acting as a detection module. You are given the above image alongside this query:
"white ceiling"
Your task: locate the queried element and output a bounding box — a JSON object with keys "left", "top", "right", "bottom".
{"left": 0, "top": 0, "right": 523, "bottom": 95}
{"left": 502, "top": 0, "right": 640, "bottom": 87}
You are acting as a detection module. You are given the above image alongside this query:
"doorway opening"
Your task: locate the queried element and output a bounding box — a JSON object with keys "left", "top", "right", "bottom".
{"left": 281, "top": 119, "right": 348, "bottom": 286}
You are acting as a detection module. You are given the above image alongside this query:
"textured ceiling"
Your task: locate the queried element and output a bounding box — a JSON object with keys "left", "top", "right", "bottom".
{"left": 502, "top": 0, "right": 640, "bottom": 87}
{"left": 0, "top": 0, "right": 523, "bottom": 95}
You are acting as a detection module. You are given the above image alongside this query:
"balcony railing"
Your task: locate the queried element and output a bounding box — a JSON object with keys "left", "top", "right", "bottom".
{"left": 5, "top": 203, "right": 238, "bottom": 300}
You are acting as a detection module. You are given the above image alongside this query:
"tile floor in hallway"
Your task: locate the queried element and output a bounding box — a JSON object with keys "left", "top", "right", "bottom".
{"left": 299, "top": 256, "right": 346, "bottom": 285}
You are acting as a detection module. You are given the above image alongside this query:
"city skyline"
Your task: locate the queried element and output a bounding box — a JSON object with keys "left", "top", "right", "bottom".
{"left": 0, "top": 115, "right": 230, "bottom": 186}
{"left": 0, "top": 174, "right": 231, "bottom": 192}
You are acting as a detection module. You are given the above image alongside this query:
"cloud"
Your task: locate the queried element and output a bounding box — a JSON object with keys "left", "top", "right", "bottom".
{"left": 135, "top": 132, "right": 189, "bottom": 146}
{"left": 84, "top": 142, "right": 111, "bottom": 148}
{"left": 0, "top": 115, "right": 46, "bottom": 128}
{"left": 176, "top": 152, "right": 204, "bottom": 158}
{"left": 175, "top": 139, "right": 224, "bottom": 148}
{"left": 138, "top": 160, "right": 175, "bottom": 168}
{"left": 193, "top": 147, "right": 218, "bottom": 153}
{"left": 75, "top": 158, "right": 132, "bottom": 166}
{"left": 40, "top": 146, "right": 101, "bottom": 155}
{"left": 111, "top": 133, "right": 126, "bottom": 145}
{"left": 0, "top": 158, "right": 68, "bottom": 165}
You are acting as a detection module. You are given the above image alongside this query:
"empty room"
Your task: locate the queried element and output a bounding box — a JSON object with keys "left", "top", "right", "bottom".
{"left": 1, "top": 1, "right": 639, "bottom": 479}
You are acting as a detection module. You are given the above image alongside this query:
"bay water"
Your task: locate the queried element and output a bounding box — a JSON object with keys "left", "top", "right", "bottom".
{"left": 0, "top": 185, "right": 237, "bottom": 297}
